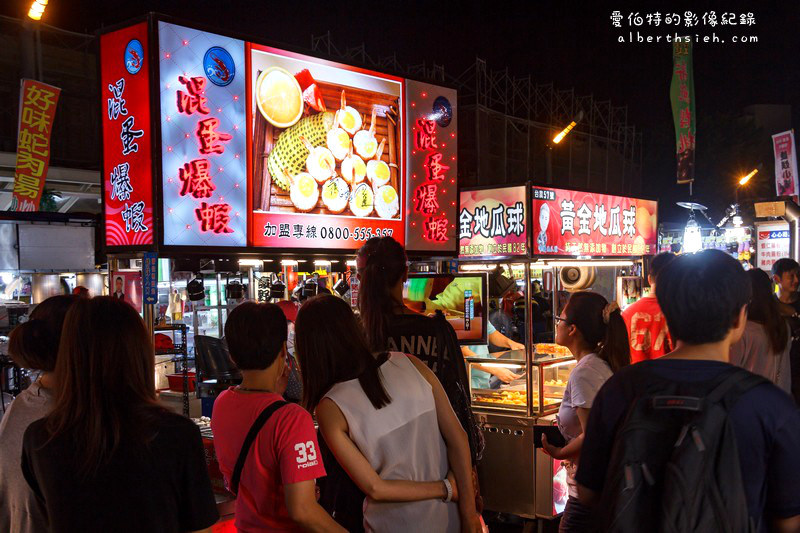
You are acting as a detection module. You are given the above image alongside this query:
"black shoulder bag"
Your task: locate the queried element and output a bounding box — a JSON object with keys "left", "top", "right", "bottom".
{"left": 229, "top": 400, "right": 288, "bottom": 496}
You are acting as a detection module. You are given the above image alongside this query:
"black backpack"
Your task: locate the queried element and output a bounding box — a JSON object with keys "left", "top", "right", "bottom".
{"left": 597, "top": 364, "right": 768, "bottom": 532}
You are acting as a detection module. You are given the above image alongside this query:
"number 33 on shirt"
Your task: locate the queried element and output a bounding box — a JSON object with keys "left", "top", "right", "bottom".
{"left": 294, "top": 441, "right": 319, "bottom": 468}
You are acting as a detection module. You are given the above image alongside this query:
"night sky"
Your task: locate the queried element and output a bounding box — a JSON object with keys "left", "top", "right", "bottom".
{"left": 4, "top": 0, "right": 799, "bottom": 223}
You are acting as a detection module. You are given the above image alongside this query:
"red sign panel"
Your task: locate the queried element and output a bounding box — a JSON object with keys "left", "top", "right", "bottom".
{"left": 100, "top": 22, "right": 154, "bottom": 246}
{"left": 12, "top": 79, "right": 61, "bottom": 211}
{"left": 459, "top": 185, "right": 527, "bottom": 258}
{"left": 531, "top": 186, "right": 657, "bottom": 256}
{"left": 405, "top": 80, "right": 458, "bottom": 253}
{"left": 248, "top": 43, "right": 405, "bottom": 250}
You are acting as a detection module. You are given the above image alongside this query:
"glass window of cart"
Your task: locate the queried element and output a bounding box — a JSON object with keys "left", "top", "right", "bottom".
{"left": 461, "top": 263, "right": 528, "bottom": 414}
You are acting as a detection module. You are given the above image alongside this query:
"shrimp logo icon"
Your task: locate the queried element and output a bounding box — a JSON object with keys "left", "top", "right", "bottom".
{"left": 203, "top": 46, "right": 235, "bottom": 87}
{"left": 124, "top": 39, "right": 144, "bottom": 75}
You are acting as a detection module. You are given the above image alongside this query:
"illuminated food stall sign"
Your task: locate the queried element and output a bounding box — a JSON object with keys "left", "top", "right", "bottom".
{"left": 405, "top": 80, "right": 458, "bottom": 253}
{"left": 756, "top": 222, "right": 790, "bottom": 272}
{"left": 532, "top": 186, "right": 657, "bottom": 256}
{"left": 249, "top": 43, "right": 405, "bottom": 250}
{"left": 100, "top": 22, "right": 154, "bottom": 246}
{"left": 459, "top": 185, "right": 527, "bottom": 258}
{"left": 100, "top": 16, "right": 457, "bottom": 252}
{"left": 159, "top": 22, "right": 247, "bottom": 247}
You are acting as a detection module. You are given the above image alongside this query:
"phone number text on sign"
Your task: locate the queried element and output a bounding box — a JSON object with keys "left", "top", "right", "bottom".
{"left": 263, "top": 222, "right": 393, "bottom": 242}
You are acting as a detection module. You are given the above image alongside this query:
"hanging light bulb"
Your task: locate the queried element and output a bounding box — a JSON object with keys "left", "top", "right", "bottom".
{"left": 683, "top": 216, "right": 703, "bottom": 253}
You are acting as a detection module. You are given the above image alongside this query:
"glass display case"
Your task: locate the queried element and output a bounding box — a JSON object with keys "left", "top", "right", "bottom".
{"left": 467, "top": 344, "right": 575, "bottom": 416}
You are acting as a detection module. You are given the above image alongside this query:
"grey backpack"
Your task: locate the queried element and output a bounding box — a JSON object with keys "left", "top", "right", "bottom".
{"left": 598, "top": 364, "right": 766, "bottom": 532}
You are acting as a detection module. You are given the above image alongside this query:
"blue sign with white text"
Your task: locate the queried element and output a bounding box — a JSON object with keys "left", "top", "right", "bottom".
{"left": 143, "top": 252, "right": 158, "bottom": 305}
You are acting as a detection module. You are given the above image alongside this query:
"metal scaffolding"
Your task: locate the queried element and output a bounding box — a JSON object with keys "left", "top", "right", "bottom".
{"left": 311, "top": 32, "right": 643, "bottom": 196}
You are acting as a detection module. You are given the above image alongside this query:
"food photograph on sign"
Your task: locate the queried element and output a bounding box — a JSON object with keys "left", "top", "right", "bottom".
{"left": 250, "top": 44, "right": 404, "bottom": 248}
{"left": 459, "top": 186, "right": 527, "bottom": 258}
{"left": 531, "top": 186, "right": 657, "bottom": 256}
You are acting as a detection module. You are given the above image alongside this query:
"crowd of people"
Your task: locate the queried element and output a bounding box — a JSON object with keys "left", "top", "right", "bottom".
{"left": 0, "top": 237, "right": 798, "bottom": 532}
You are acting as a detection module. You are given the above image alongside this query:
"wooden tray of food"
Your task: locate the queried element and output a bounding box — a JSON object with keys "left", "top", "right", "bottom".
{"left": 253, "top": 75, "right": 401, "bottom": 219}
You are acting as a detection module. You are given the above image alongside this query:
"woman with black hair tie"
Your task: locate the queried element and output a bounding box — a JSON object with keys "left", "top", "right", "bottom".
{"left": 541, "top": 291, "right": 630, "bottom": 532}
{"left": 355, "top": 237, "right": 482, "bottom": 464}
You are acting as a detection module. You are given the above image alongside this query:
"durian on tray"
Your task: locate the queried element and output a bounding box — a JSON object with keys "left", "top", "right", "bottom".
{"left": 253, "top": 67, "right": 401, "bottom": 220}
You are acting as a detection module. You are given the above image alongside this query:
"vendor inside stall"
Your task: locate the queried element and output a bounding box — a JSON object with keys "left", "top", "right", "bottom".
{"left": 462, "top": 322, "right": 526, "bottom": 389}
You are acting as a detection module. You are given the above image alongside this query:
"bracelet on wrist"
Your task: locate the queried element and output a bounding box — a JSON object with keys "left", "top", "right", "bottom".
{"left": 442, "top": 478, "right": 453, "bottom": 502}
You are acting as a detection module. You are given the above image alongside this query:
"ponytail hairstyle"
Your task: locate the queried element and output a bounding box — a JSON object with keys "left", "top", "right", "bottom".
{"left": 563, "top": 291, "right": 630, "bottom": 373}
{"left": 746, "top": 268, "right": 789, "bottom": 354}
{"left": 295, "top": 294, "right": 391, "bottom": 411}
{"left": 356, "top": 237, "right": 408, "bottom": 352}
{"left": 8, "top": 295, "right": 79, "bottom": 371}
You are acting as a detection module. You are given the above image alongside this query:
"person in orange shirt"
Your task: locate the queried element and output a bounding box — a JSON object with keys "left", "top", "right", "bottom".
{"left": 621, "top": 252, "right": 677, "bottom": 363}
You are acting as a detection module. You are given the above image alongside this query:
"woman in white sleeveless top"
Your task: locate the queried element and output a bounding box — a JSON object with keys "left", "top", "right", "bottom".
{"left": 296, "top": 295, "right": 480, "bottom": 533}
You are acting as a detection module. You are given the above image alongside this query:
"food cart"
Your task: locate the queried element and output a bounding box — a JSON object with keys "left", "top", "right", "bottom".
{"left": 99, "top": 13, "right": 459, "bottom": 521}
{"left": 458, "top": 182, "right": 657, "bottom": 519}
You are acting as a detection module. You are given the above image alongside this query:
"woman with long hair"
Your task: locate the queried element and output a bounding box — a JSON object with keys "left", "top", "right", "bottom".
{"left": 541, "top": 291, "right": 630, "bottom": 532}
{"left": 21, "top": 297, "right": 218, "bottom": 532}
{"left": 730, "top": 268, "right": 792, "bottom": 393}
{"left": 296, "top": 294, "right": 480, "bottom": 533}
{"left": 356, "top": 237, "right": 482, "bottom": 462}
{"left": 0, "top": 295, "right": 78, "bottom": 533}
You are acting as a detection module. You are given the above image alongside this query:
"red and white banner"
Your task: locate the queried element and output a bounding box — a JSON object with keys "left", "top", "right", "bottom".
{"left": 100, "top": 22, "right": 154, "bottom": 246}
{"left": 531, "top": 186, "right": 657, "bottom": 257}
{"left": 772, "top": 130, "right": 799, "bottom": 197}
{"left": 12, "top": 79, "right": 61, "bottom": 211}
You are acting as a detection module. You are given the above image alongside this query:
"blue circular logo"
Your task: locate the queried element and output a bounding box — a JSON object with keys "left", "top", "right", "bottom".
{"left": 204, "top": 46, "right": 235, "bottom": 87}
{"left": 432, "top": 96, "right": 452, "bottom": 128}
{"left": 124, "top": 39, "right": 144, "bottom": 75}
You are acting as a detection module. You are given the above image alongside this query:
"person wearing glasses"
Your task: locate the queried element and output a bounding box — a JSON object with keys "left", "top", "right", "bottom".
{"left": 541, "top": 292, "right": 630, "bottom": 532}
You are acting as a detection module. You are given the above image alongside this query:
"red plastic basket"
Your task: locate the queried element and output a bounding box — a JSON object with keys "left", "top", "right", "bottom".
{"left": 166, "top": 372, "right": 196, "bottom": 392}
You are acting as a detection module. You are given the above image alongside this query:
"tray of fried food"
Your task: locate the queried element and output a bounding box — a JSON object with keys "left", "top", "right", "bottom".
{"left": 533, "top": 343, "right": 573, "bottom": 359}
{"left": 472, "top": 389, "right": 528, "bottom": 407}
{"left": 543, "top": 378, "right": 568, "bottom": 396}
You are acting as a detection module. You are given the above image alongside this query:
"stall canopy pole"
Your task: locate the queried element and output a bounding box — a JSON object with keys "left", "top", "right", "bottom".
{"left": 525, "top": 262, "right": 532, "bottom": 419}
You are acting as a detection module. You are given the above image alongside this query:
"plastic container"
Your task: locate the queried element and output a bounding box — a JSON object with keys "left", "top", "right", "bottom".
{"left": 166, "top": 371, "right": 196, "bottom": 392}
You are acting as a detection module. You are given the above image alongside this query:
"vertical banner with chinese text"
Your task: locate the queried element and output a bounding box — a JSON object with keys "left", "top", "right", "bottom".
{"left": 159, "top": 22, "right": 247, "bottom": 247}
{"left": 670, "top": 39, "right": 696, "bottom": 185}
{"left": 100, "top": 22, "right": 154, "bottom": 246}
{"left": 772, "top": 130, "right": 799, "bottom": 197}
{"left": 405, "top": 80, "right": 457, "bottom": 253}
{"left": 12, "top": 79, "right": 61, "bottom": 211}
{"left": 142, "top": 252, "right": 158, "bottom": 305}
